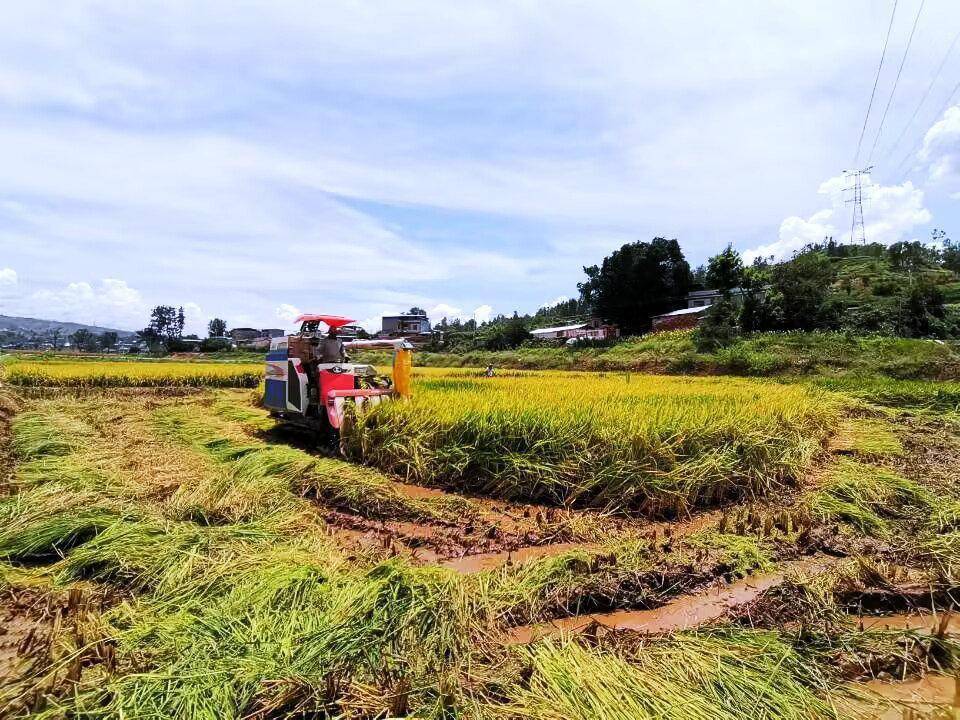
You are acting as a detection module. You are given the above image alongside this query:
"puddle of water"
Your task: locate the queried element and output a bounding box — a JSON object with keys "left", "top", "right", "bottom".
{"left": 440, "top": 542, "right": 587, "bottom": 573}
{"left": 860, "top": 612, "right": 960, "bottom": 635}
{"left": 507, "top": 557, "right": 831, "bottom": 644}
{"left": 857, "top": 674, "right": 960, "bottom": 719}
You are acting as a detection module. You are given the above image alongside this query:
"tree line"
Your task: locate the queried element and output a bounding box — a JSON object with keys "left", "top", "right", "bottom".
{"left": 136, "top": 305, "right": 231, "bottom": 353}
{"left": 432, "top": 228, "right": 960, "bottom": 353}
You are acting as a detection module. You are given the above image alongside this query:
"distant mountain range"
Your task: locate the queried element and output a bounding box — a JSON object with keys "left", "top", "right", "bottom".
{"left": 0, "top": 314, "right": 137, "bottom": 338}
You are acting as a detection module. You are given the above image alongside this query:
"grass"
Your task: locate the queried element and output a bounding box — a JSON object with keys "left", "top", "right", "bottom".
{"left": 501, "top": 630, "right": 847, "bottom": 720}
{"left": 0, "top": 484, "right": 120, "bottom": 560}
{"left": 807, "top": 458, "right": 933, "bottom": 536}
{"left": 9, "top": 409, "right": 92, "bottom": 458}
{"left": 152, "top": 404, "right": 472, "bottom": 524}
{"left": 343, "top": 372, "right": 839, "bottom": 514}
{"left": 829, "top": 417, "right": 903, "bottom": 457}
{"left": 3, "top": 358, "right": 262, "bottom": 387}
{"left": 810, "top": 376, "right": 960, "bottom": 412}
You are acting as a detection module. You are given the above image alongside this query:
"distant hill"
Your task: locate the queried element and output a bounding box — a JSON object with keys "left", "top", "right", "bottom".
{"left": 0, "top": 314, "right": 136, "bottom": 338}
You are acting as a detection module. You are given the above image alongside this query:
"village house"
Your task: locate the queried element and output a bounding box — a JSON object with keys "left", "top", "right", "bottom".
{"left": 530, "top": 318, "right": 619, "bottom": 343}
{"left": 651, "top": 287, "right": 754, "bottom": 331}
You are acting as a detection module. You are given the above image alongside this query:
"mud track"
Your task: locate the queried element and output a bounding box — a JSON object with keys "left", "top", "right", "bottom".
{"left": 505, "top": 556, "right": 835, "bottom": 643}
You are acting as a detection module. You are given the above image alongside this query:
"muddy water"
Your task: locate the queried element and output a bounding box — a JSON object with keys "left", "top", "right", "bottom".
{"left": 860, "top": 612, "right": 960, "bottom": 635}
{"left": 857, "top": 674, "right": 960, "bottom": 719}
{"left": 440, "top": 542, "right": 587, "bottom": 573}
{"left": 507, "top": 556, "right": 831, "bottom": 644}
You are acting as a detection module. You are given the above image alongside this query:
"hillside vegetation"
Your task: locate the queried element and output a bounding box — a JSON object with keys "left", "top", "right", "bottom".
{"left": 357, "top": 329, "right": 960, "bottom": 379}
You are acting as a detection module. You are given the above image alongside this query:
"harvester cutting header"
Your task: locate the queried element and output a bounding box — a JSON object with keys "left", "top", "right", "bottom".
{"left": 263, "top": 314, "right": 412, "bottom": 442}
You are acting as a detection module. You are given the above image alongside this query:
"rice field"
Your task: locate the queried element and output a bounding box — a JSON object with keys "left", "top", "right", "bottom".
{"left": 1, "top": 361, "right": 959, "bottom": 719}
{"left": 343, "top": 372, "right": 840, "bottom": 513}
{"left": 2, "top": 357, "right": 262, "bottom": 387}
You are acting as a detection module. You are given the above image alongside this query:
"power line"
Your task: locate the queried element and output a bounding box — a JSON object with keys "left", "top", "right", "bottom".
{"left": 893, "top": 75, "right": 960, "bottom": 175}
{"left": 854, "top": 0, "right": 899, "bottom": 165}
{"left": 882, "top": 26, "right": 960, "bottom": 166}
{"left": 868, "top": 0, "right": 926, "bottom": 164}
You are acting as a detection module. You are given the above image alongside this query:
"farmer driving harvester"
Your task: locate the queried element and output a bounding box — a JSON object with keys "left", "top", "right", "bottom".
{"left": 263, "top": 314, "right": 412, "bottom": 444}
{"left": 321, "top": 327, "right": 347, "bottom": 363}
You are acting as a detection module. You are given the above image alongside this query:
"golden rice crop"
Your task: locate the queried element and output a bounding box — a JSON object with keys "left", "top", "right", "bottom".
{"left": 3, "top": 359, "right": 262, "bottom": 388}
{"left": 342, "top": 371, "right": 840, "bottom": 514}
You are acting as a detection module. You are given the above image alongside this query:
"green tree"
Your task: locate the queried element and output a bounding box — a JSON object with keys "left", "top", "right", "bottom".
{"left": 767, "top": 251, "right": 836, "bottom": 330}
{"left": 148, "top": 306, "right": 178, "bottom": 339}
{"left": 705, "top": 244, "right": 744, "bottom": 295}
{"left": 935, "top": 229, "right": 960, "bottom": 273}
{"left": 899, "top": 279, "right": 946, "bottom": 337}
{"left": 695, "top": 298, "right": 739, "bottom": 351}
{"left": 483, "top": 314, "right": 531, "bottom": 350}
{"left": 208, "top": 318, "right": 228, "bottom": 337}
{"left": 578, "top": 237, "right": 692, "bottom": 335}
{"left": 70, "top": 328, "right": 99, "bottom": 351}
{"left": 99, "top": 331, "right": 118, "bottom": 350}
{"left": 887, "top": 240, "right": 939, "bottom": 272}
{"left": 739, "top": 265, "right": 776, "bottom": 333}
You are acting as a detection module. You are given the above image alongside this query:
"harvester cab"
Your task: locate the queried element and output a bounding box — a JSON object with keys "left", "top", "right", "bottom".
{"left": 263, "top": 314, "right": 412, "bottom": 442}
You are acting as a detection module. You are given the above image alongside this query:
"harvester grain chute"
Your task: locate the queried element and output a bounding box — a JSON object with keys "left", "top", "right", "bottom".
{"left": 263, "top": 314, "right": 412, "bottom": 444}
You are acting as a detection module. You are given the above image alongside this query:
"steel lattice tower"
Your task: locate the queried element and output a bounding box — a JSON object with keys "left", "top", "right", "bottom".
{"left": 843, "top": 166, "right": 873, "bottom": 245}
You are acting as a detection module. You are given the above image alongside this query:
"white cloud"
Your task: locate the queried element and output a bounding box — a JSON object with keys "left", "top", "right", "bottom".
{"left": 2, "top": 2, "right": 958, "bottom": 325}
{"left": 23, "top": 278, "right": 145, "bottom": 329}
{"left": 744, "top": 174, "right": 931, "bottom": 264}
{"left": 356, "top": 316, "right": 381, "bottom": 334}
{"left": 275, "top": 303, "right": 301, "bottom": 324}
{"left": 919, "top": 105, "right": 960, "bottom": 190}
{"left": 0, "top": 267, "right": 16, "bottom": 286}
{"left": 180, "top": 301, "right": 205, "bottom": 336}
{"left": 540, "top": 295, "right": 569, "bottom": 309}
{"left": 473, "top": 304, "right": 493, "bottom": 324}
{"left": 428, "top": 302, "right": 463, "bottom": 321}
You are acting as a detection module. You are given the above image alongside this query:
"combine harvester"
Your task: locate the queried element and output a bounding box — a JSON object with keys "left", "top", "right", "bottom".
{"left": 263, "top": 314, "right": 413, "bottom": 444}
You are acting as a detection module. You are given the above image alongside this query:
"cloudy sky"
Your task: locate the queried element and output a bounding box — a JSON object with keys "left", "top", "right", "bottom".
{"left": 2, "top": 1, "right": 960, "bottom": 334}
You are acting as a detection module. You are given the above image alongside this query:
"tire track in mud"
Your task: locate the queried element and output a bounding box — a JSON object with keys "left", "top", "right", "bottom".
{"left": 326, "top": 472, "right": 726, "bottom": 572}
{"left": 504, "top": 556, "right": 836, "bottom": 644}
{"left": 437, "top": 509, "right": 724, "bottom": 573}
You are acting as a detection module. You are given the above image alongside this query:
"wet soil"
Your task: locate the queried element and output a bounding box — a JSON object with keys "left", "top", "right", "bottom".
{"left": 322, "top": 508, "right": 591, "bottom": 564}
{"left": 437, "top": 509, "right": 723, "bottom": 573}
{"left": 894, "top": 415, "right": 960, "bottom": 496}
{"left": 506, "top": 556, "right": 834, "bottom": 643}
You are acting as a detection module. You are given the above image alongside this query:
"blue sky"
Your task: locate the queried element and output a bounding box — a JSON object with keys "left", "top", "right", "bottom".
{"left": 2, "top": 1, "right": 960, "bottom": 334}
